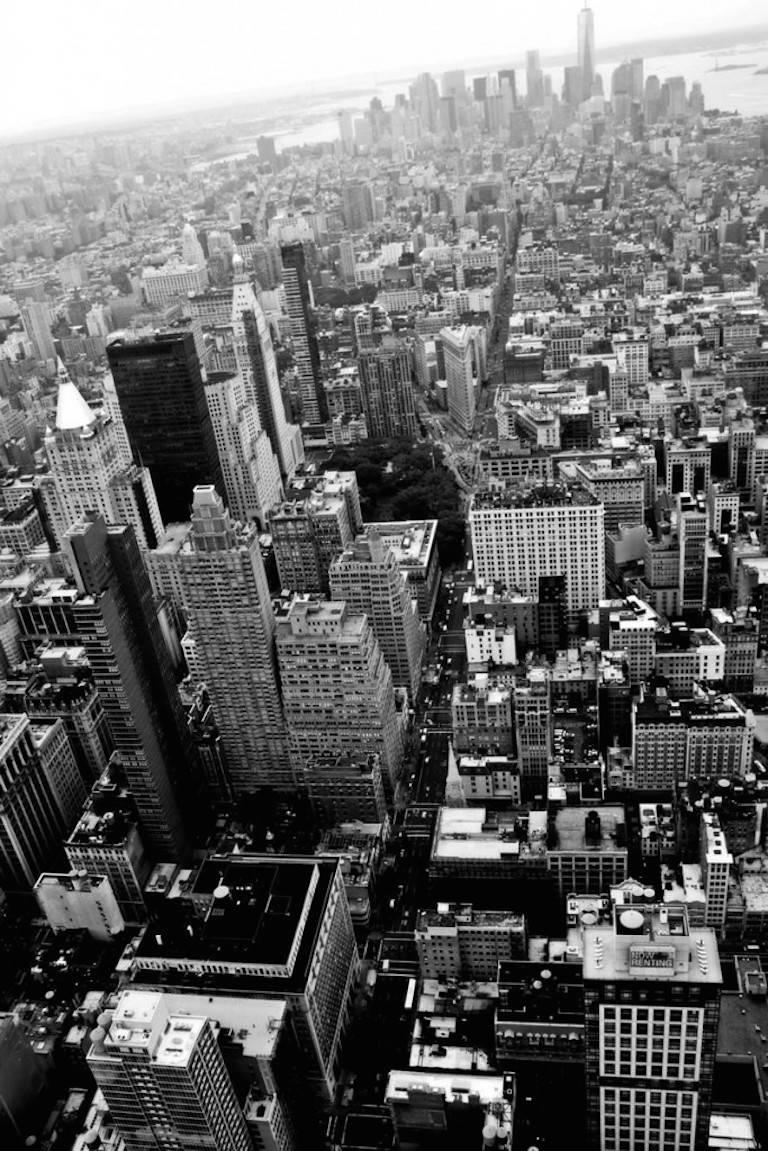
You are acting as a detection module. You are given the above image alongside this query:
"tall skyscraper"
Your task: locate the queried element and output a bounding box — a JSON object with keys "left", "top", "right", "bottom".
{"left": 441, "top": 325, "right": 477, "bottom": 434}
{"left": 231, "top": 265, "right": 304, "bottom": 481}
{"left": 181, "top": 220, "right": 205, "bottom": 267}
{"left": 276, "top": 598, "right": 404, "bottom": 788}
{"left": 409, "top": 73, "right": 440, "bottom": 133}
{"left": 584, "top": 904, "right": 722, "bottom": 1151}
{"left": 43, "top": 361, "right": 163, "bottom": 550}
{"left": 578, "top": 5, "right": 596, "bottom": 101}
{"left": 203, "top": 370, "right": 283, "bottom": 528}
{"left": 106, "top": 330, "right": 224, "bottom": 524}
{"left": 280, "top": 242, "right": 327, "bottom": 424}
{"left": 0, "top": 713, "right": 87, "bottom": 889}
{"left": 357, "top": 344, "right": 419, "bottom": 440}
{"left": 88, "top": 990, "right": 254, "bottom": 1151}
{"left": 16, "top": 516, "right": 197, "bottom": 859}
{"left": 525, "top": 50, "right": 545, "bottom": 107}
{"left": 21, "top": 301, "right": 56, "bottom": 363}
{"left": 176, "top": 486, "right": 289, "bottom": 794}
{"left": 329, "top": 531, "right": 426, "bottom": 697}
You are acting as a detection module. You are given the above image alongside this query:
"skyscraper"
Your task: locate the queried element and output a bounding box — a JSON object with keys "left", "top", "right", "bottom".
{"left": 106, "top": 330, "right": 224, "bottom": 524}
{"left": 21, "top": 301, "right": 56, "bottom": 363}
{"left": 276, "top": 598, "right": 404, "bottom": 788}
{"left": 441, "top": 326, "right": 477, "bottom": 434}
{"left": 0, "top": 713, "right": 87, "bottom": 889}
{"left": 231, "top": 265, "right": 304, "bottom": 481}
{"left": 525, "top": 50, "right": 545, "bottom": 107}
{"left": 329, "top": 531, "right": 426, "bottom": 697}
{"left": 584, "top": 904, "right": 722, "bottom": 1151}
{"left": 176, "top": 486, "right": 290, "bottom": 794}
{"left": 280, "top": 242, "right": 327, "bottom": 424}
{"left": 43, "top": 361, "right": 163, "bottom": 550}
{"left": 203, "top": 370, "right": 283, "bottom": 528}
{"left": 16, "top": 516, "right": 197, "bottom": 859}
{"left": 342, "top": 180, "right": 374, "bottom": 231}
{"left": 357, "top": 344, "right": 419, "bottom": 440}
{"left": 578, "top": 5, "right": 596, "bottom": 101}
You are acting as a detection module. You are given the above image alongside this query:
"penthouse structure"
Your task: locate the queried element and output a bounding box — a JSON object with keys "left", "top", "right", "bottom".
{"left": 583, "top": 904, "right": 722, "bottom": 1151}
{"left": 470, "top": 484, "right": 605, "bottom": 620}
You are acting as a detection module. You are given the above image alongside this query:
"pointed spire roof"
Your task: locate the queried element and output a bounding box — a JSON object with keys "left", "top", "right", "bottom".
{"left": 55, "top": 358, "right": 97, "bottom": 432}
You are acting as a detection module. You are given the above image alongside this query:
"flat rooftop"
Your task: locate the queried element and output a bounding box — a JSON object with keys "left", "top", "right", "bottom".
{"left": 583, "top": 906, "right": 722, "bottom": 984}
{"left": 550, "top": 806, "right": 627, "bottom": 854}
{"left": 432, "top": 807, "right": 547, "bottom": 862}
{"left": 131, "top": 856, "right": 337, "bottom": 995}
{"left": 472, "top": 482, "right": 599, "bottom": 512}
{"left": 386, "top": 1070, "right": 509, "bottom": 1105}
{"left": 364, "top": 520, "right": 437, "bottom": 568}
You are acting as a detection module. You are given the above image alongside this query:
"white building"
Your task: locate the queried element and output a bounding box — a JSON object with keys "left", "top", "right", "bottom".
{"left": 34, "top": 871, "right": 124, "bottom": 940}
{"left": 470, "top": 484, "right": 605, "bottom": 619}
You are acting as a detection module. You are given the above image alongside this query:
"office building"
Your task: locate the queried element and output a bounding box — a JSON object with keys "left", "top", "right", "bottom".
{"left": 276, "top": 599, "right": 403, "bottom": 788}
{"left": 65, "top": 761, "right": 151, "bottom": 923}
{"left": 678, "top": 494, "right": 709, "bottom": 611}
{"left": 329, "top": 531, "right": 425, "bottom": 697}
{"left": 415, "top": 904, "right": 526, "bottom": 981}
{"left": 203, "top": 370, "right": 283, "bottom": 528}
{"left": 699, "top": 812, "right": 732, "bottom": 935}
{"left": 0, "top": 713, "right": 87, "bottom": 889}
{"left": 21, "top": 300, "right": 56, "bottom": 363}
{"left": 16, "top": 516, "right": 197, "bottom": 859}
{"left": 357, "top": 345, "right": 418, "bottom": 440}
{"left": 127, "top": 854, "right": 358, "bottom": 1103}
{"left": 514, "top": 671, "right": 552, "bottom": 785}
{"left": 547, "top": 805, "right": 628, "bottom": 897}
{"left": 584, "top": 904, "right": 722, "bottom": 1151}
{"left": 43, "top": 361, "right": 163, "bottom": 550}
{"left": 470, "top": 484, "right": 605, "bottom": 620}
{"left": 270, "top": 485, "right": 355, "bottom": 594}
{"left": 231, "top": 268, "right": 304, "bottom": 481}
{"left": 452, "top": 678, "right": 514, "bottom": 755}
{"left": 141, "top": 261, "right": 209, "bottom": 305}
{"left": 88, "top": 991, "right": 254, "bottom": 1151}
{"left": 280, "top": 242, "right": 327, "bottom": 424}
{"left": 440, "top": 325, "right": 477, "bottom": 434}
{"left": 175, "top": 486, "right": 290, "bottom": 794}
{"left": 34, "top": 871, "right": 125, "bottom": 940}
{"left": 106, "top": 330, "right": 224, "bottom": 524}
{"left": 298, "top": 752, "right": 388, "bottom": 826}
{"left": 632, "top": 691, "right": 754, "bottom": 791}
{"left": 362, "top": 519, "right": 440, "bottom": 621}
{"left": 578, "top": 5, "right": 596, "bottom": 101}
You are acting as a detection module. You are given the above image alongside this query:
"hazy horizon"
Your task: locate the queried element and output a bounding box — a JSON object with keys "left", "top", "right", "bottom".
{"left": 2, "top": 0, "right": 767, "bottom": 141}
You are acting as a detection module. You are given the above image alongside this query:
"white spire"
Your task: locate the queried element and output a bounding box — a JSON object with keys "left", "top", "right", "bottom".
{"left": 55, "top": 359, "right": 97, "bottom": 432}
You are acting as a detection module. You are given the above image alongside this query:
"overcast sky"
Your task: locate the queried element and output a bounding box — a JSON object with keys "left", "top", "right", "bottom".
{"left": 1, "top": 0, "right": 764, "bottom": 136}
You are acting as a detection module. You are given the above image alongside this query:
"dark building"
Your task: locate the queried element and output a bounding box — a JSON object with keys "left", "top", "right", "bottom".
{"left": 538, "top": 575, "right": 568, "bottom": 658}
{"left": 357, "top": 345, "right": 418, "bottom": 440}
{"left": 106, "top": 330, "right": 223, "bottom": 523}
{"left": 280, "top": 242, "right": 327, "bottom": 424}
{"left": 15, "top": 514, "right": 199, "bottom": 860}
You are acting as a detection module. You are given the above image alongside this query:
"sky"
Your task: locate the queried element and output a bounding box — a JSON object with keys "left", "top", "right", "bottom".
{"left": 1, "top": 0, "right": 765, "bottom": 137}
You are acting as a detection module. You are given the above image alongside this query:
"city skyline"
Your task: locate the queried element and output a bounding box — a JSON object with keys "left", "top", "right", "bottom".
{"left": 2, "top": 0, "right": 767, "bottom": 137}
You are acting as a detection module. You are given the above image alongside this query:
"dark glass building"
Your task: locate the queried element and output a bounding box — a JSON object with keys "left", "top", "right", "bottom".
{"left": 106, "top": 330, "right": 223, "bottom": 523}
{"left": 280, "top": 242, "right": 327, "bottom": 424}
